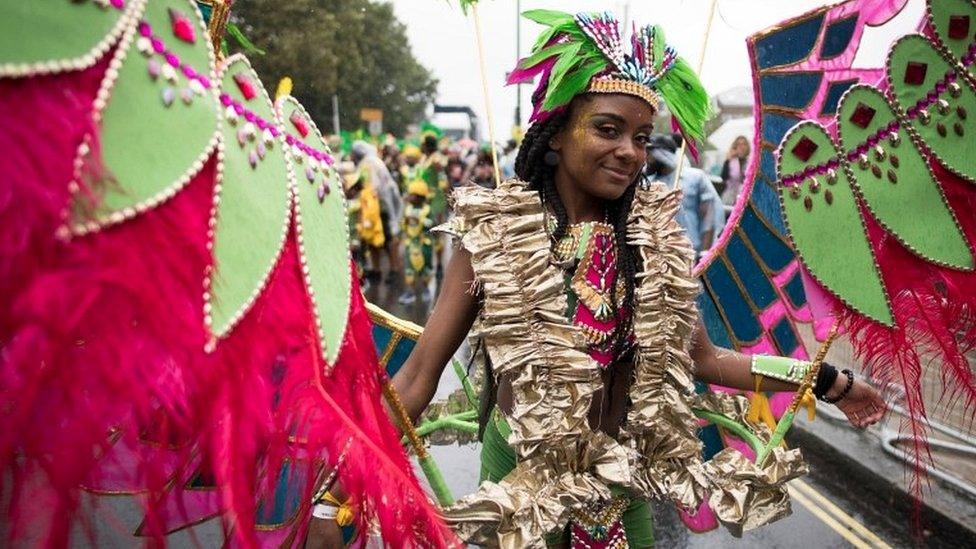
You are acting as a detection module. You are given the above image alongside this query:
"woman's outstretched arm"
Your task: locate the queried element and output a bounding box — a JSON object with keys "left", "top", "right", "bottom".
{"left": 391, "top": 246, "right": 480, "bottom": 422}
{"left": 689, "top": 317, "right": 886, "bottom": 428}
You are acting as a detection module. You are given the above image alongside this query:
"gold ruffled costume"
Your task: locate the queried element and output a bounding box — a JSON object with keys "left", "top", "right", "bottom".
{"left": 442, "top": 179, "right": 807, "bottom": 547}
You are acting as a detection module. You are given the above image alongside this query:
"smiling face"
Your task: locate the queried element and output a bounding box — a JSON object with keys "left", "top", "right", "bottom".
{"left": 549, "top": 94, "right": 655, "bottom": 201}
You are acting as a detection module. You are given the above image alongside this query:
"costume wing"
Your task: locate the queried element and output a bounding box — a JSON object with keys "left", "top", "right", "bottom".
{"left": 0, "top": 1, "right": 454, "bottom": 546}
{"left": 687, "top": 0, "right": 932, "bottom": 531}
{"left": 700, "top": 0, "right": 976, "bottom": 521}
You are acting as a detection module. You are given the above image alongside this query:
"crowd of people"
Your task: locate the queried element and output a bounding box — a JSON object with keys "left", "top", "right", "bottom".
{"left": 332, "top": 129, "right": 753, "bottom": 305}
{"left": 334, "top": 133, "right": 505, "bottom": 305}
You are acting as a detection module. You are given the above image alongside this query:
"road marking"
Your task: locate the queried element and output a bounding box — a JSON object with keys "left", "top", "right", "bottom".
{"left": 791, "top": 479, "right": 893, "bottom": 548}
{"left": 788, "top": 485, "right": 872, "bottom": 548}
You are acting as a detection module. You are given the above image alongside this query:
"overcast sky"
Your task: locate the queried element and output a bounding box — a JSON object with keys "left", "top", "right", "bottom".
{"left": 388, "top": 0, "right": 831, "bottom": 135}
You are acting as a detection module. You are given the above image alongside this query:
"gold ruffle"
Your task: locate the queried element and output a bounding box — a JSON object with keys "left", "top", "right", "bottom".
{"left": 442, "top": 179, "right": 806, "bottom": 546}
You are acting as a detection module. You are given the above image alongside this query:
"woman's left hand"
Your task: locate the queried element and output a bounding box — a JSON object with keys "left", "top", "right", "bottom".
{"left": 831, "top": 377, "right": 887, "bottom": 429}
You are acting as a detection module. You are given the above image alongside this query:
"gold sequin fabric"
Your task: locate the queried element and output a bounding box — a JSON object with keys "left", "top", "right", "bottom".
{"left": 442, "top": 179, "right": 807, "bottom": 547}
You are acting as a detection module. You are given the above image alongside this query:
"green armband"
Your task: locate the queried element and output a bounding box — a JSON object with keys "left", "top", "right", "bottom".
{"left": 750, "top": 355, "right": 812, "bottom": 385}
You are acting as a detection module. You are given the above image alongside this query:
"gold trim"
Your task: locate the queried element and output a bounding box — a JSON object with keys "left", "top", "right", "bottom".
{"left": 587, "top": 77, "right": 660, "bottom": 112}
{"left": 366, "top": 301, "right": 423, "bottom": 339}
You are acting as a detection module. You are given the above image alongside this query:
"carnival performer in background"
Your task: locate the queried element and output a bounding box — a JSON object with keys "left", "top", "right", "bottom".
{"left": 720, "top": 134, "right": 750, "bottom": 206}
{"left": 398, "top": 179, "right": 436, "bottom": 305}
{"left": 646, "top": 133, "right": 725, "bottom": 261}
{"left": 399, "top": 144, "right": 424, "bottom": 193}
{"left": 320, "top": 10, "right": 888, "bottom": 547}
{"left": 344, "top": 161, "right": 385, "bottom": 286}
{"left": 339, "top": 161, "right": 368, "bottom": 283}
{"left": 351, "top": 140, "right": 403, "bottom": 284}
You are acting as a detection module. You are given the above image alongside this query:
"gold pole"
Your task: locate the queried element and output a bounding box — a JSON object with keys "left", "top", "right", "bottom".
{"left": 471, "top": 3, "right": 503, "bottom": 188}
{"left": 382, "top": 380, "right": 430, "bottom": 461}
{"left": 671, "top": 0, "right": 718, "bottom": 189}
{"left": 203, "top": 0, "right": 231, "bottom": 62}
{"left": 787, "top": 321, "right": 841, "bottom": 414}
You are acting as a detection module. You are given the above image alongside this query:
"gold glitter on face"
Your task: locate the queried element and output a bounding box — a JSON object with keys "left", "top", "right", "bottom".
{"left": 551, "top": 94, "right": 655, "bottom": 203}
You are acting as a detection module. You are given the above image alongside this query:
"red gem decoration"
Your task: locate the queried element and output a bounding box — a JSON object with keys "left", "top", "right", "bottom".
{"left": 233, "top": 73, "right": 257, "bottom": 101}
{"left": 948, "top": 15, "right": 971, "bottom": 40}
{"left": 903, "top": 62, "right": 928, "bottom": 86}
{"left": 849, "top": 102, "right": 877, "bottom": 129}
{"left": 791, "top": 136, "right": 818, "bottom": 162}
{"left": 168, "top": 8, "right": 196, "bottom": 44}
{"left": 290, "top": 112, "right": 310, "bottom": 138}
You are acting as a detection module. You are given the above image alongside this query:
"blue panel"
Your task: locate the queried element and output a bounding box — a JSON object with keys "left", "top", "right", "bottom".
{"left": 820, "top": 15, "right": 858, "bottom": 58}
{"left": 741, "top": 207, "right": 794, "bottom": 271}
{"left": 762, "top": 112, "right": 802, "bottom": 146}
{"left": 371, "top": 324, "right": 392, "bottom": 353}
{"left": 760, "top": 72, "right": 823, "bottom": 111}
{"left": 257, "top": 462, "right": 305, "bottom": 526}
{"left": 820, "top": 79, "right": 857, "bottom": 116}
{"left": 750, "top": 178, "right": 787, "bottom": 234}
{"left": 755, "top": 13, "right": 825, "bottom": 69}
{"left": 759, "top": 149, "right": 778, "bottom": 183}
{"left": 785, "top": 271, "right": 808, "bottom": 309}
{"left": 697, "top": 290, "right": 734, "bottom": 349}
{"left": 726, "top": 234, "right": 776, "bottom": 309}
{"left": 696, "top": 379, "right": 726, "bottom": 459}
{"left": 703, "top": 261, "right": 762, "bottom": 344}
{"left": 771, "top": 316, "right": 800, "bottom": 355}
{"left": 385, "top": 338, "right": 416, "bottom": 377}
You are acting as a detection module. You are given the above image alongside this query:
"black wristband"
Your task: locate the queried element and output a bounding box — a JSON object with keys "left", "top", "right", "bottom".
{"left": 822, "top": 369, "right": 854, "bottom": 404}
{"left": 813, "top": 363, "right": 838, "bottom": 400}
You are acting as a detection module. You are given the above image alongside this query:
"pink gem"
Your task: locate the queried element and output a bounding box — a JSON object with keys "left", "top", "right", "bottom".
{"left": 290, "top": 112, "right": 310, "bottom": 137}
{"left": 161, "top": 87, "right": 175, "bottom": 107}
{"left": 165, "top": 53, "right": 179, "bottom": 67}
{"left": 138, "top": 22, "right": 151, "bottom": 37}
{"left": 317, "top": 184, "right": 328, "bottom": 203}
{"left": 256, "top": 141, "right": 267, "bottom": 159}
{"left": 904, "top": 62, "right": 928, "bottom": 86}
{"left": 306, "top": 166, "right": 316, "bottom": 182}
{"left": 237, "top": 128, "right": 248, "bottom": 147}
{"left": 220, "top": 93, "right": 232, "bottom": 106}
{"left": 791, "top": 136, "right": 818, "bottom": 162}
{"left": 146, "top": 58, "right": 161, "bottom": 80}
{"left": 233, "top": 73, "right": 256, "bottom": 101}
{"left": 169, "top": 8, "right": 196, "bottom": 44}
{"left": 948, "top": 15, "right": 970, "bottom": 40}
{"left": 151, "top": 37, "right": 165, "bottom": 54}
{"left": 849, "top": 102, "right": 876, "bottom": 129}
{"left": 180, "top": 87, "right": 194, "bottom": 105}
{"left": 248, "top": 150, "right": 259, "bottom": 169}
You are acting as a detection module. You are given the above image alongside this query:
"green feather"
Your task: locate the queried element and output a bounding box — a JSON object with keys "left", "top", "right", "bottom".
{"left": 651, "top": 25, "right": 666, "bottom": 72}
{"left": 522, "top": 9, "right": 575, "bottom": 27}
{"left": 518, "top": 41, "right": 576, "bottom": 70}
{"left": 544, "top": 58, "right": 606, "bottom": 109}
{"left": 544, "top": 41, "right": 583, "bottom": 95}
{"left": 656, "top": 56, "right": 712, "bottom": 143}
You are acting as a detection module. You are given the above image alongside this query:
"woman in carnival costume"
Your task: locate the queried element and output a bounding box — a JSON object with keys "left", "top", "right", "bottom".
{"left": 325, "top": 10, "right": 887, "bottom": 547}
{"left": 399, "top": 179, "right": 436, "bottom": 305}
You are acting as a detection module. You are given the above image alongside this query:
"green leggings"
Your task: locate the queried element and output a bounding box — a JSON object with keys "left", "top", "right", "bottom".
{"left": 479, "top": 413, "right": 655, "bottom": 547}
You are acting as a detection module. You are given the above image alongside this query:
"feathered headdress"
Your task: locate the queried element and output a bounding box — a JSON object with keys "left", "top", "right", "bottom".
{"left": 508, "top": 10, "right": 712, "bottom": 148}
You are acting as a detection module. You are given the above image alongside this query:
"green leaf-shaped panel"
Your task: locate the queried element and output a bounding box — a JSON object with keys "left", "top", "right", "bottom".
{"left": 79, "top": 0, "right": 219, "bottom": 229}
{"left": 277, "top": 97, "right": 351, "bottom": 365}
{"left": 207, "top": 54, "right": 292, "bottom": 339}
{"left": 777, "top": 122, "right": 893, "bottom": 326}
{"left": 0, "top": 0, "right": 132, "bottom": 76}
{"left": 887, "top": 34, "right": 976, "bottom": 183}
{"left": 927, "top": 0, "right": 976, "bottom": 67}
{"left": 837, "top": 85, "right": 973, "bottom": 270}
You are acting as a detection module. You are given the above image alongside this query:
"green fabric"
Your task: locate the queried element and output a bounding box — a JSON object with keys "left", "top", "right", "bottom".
{"left": 888, "top": 34, "right": 976, "bottom": 182}
{"left": 0, "top": 0, "right": 124, "bottom": 70}
{"left": 838, "top": 86, "right": 972, "bottom": 269}
{"left": 750, "top": 355, "right": 810, "bottom": 384}
{"left": 480, "top": 414, "right": 655, "bottom": 547}
{"left": 280, "top": 97, "right": 351, "bottom": 364}
{"left": 929, "top": 0, "right": 976, "bottom": 64}
{"left": 97, "top": 0, "right": 218, "bottom": 217}
{"left": 209, "top": 55, "right": 290, "bottom": 337}
{"left": 777, "top": 123, "right": 893, "bottom": 325}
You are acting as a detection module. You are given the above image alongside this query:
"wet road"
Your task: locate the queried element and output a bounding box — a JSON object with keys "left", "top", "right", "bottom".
{"left": 365, "top": 269, "right": 926, "bottom": 549}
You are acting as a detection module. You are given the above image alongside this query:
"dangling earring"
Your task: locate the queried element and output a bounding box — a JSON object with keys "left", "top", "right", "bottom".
{"left": 544, "top": 150, "right": 560, "bottom": 166}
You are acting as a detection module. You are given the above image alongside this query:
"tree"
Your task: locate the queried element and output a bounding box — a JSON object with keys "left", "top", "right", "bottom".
{"left": 232, "top": 0, "right": 438, "bottom": 136}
